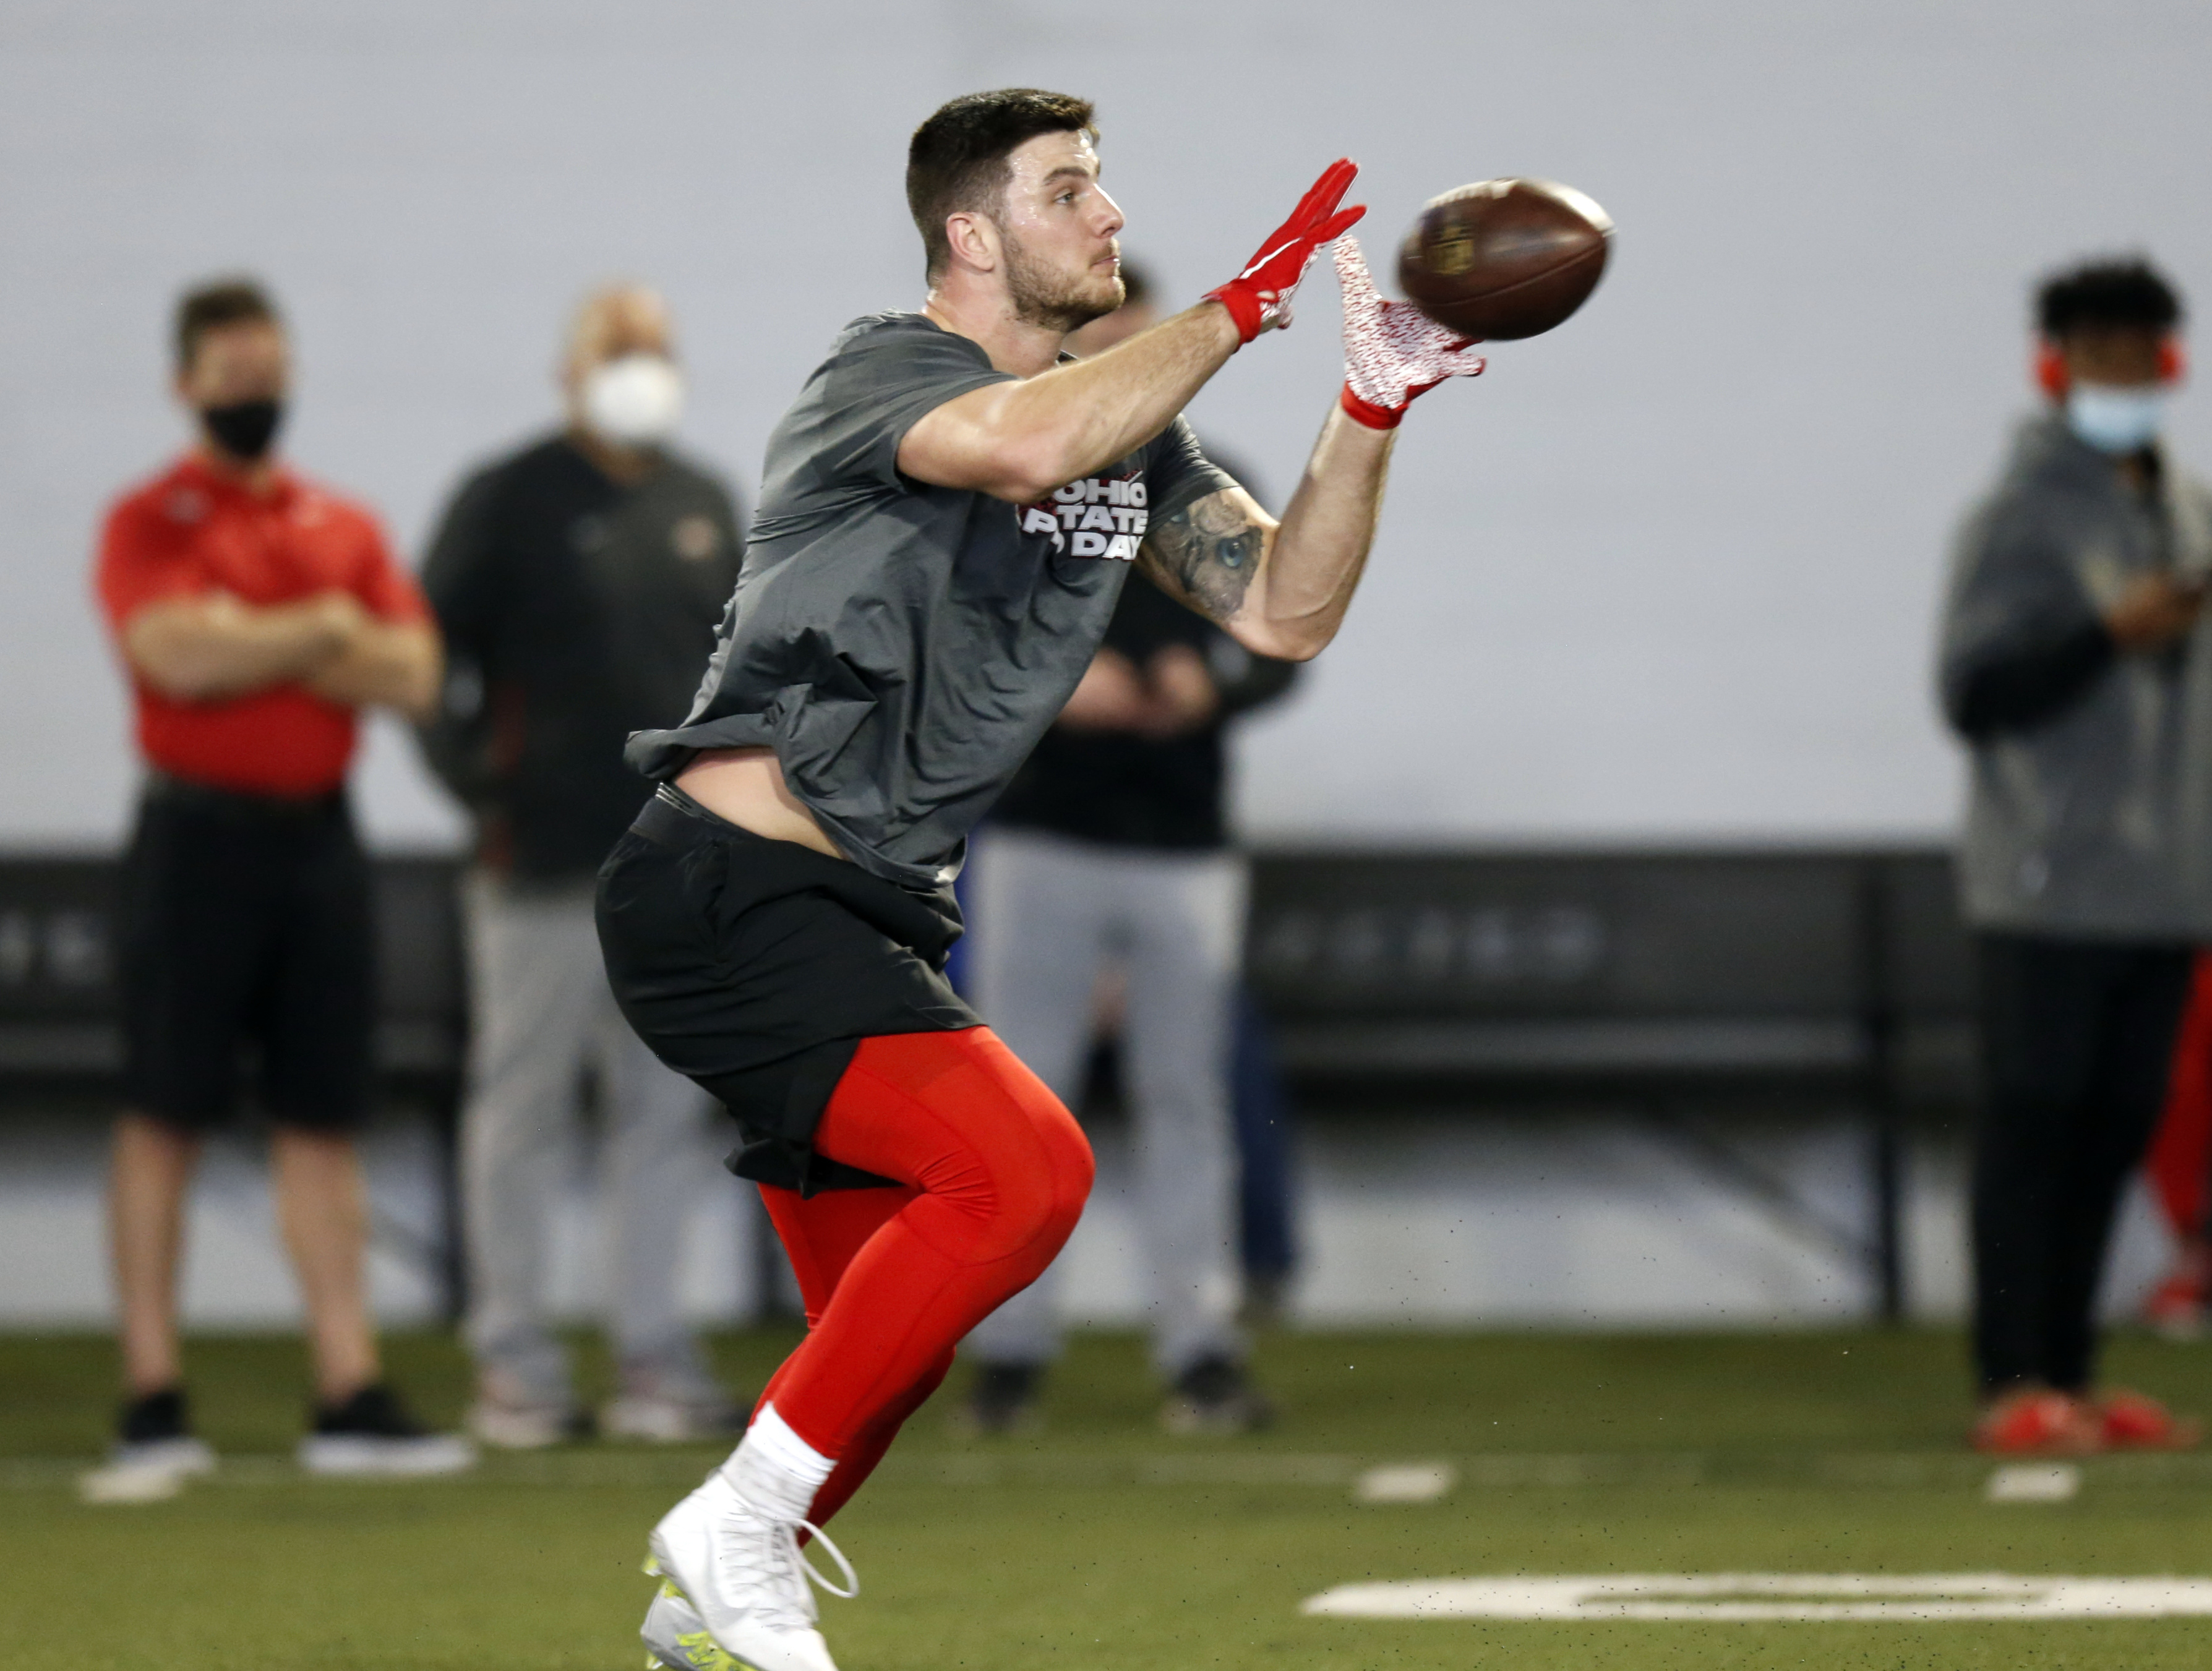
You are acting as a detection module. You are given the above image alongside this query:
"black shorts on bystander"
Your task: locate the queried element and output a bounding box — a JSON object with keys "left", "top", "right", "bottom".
{"left": 118, "top": 775, "right": 376, "bottom": 1133}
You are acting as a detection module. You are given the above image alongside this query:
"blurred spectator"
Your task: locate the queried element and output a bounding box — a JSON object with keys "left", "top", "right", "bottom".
{"left": 961, "top": 264, "right": 1300, "bottom": 1435}
{"left": 418, "top": 284, "right": 748, "bottom": 1447}
{"left": 95, "top": 277, "right": 466, "bottom": 1476}
{"left": 1939, "top": 256, "right": 2211, "bottom": 1454}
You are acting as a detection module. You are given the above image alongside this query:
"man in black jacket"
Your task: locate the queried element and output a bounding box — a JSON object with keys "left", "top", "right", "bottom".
{"left": 419, "top": 284, "right": 748, "bottom": 1447}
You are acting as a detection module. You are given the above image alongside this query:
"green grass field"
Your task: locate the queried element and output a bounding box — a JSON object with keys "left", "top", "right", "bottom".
{"left": 9, "top": 1325, "right": 2212, "bottom": 1669}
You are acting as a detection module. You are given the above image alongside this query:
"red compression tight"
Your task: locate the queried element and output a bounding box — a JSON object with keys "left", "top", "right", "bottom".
{"left": 750, "top": 1027, "right": 1092, "bottom": 1528}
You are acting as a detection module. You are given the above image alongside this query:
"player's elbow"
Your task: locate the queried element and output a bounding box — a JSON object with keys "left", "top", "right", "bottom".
{"left": 900, "top": 437, "right": 1061, "bottom": 505}
{"left": 903, "top": 390, "right": 1077, "bottom": 503}
{"left": 979, "top": 401, "right": 1108, "bottom": 503}
{"left": 984, "top": 435, "right": 1079, "bottom": 506}
{"left": 1232, "top": 620, "right": 1332, "bottom": 664}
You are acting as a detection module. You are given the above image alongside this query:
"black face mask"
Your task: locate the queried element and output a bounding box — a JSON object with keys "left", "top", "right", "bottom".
{"left": 200, "top": 398, "right": 284, "bottom": 461}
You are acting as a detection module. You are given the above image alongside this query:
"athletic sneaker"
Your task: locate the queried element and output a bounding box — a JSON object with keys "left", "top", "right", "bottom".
{"left": 109, "top": 1387, "right": 218, "bottom": 1477}
{"left": 468, "top": 1367, "right": 593, "bottom": 1451}
{"left": 604, "top": 1363, "right": 745, "bottom": 1445}
{"left": 647, "top": 1449, "right": 856, "bottom": 1671}
{"left": 958, "top": 1362, "right": 1044, "bottom": 1435}
{"left": 2096, "top": 1387, "right": 2205, "bottom": 1450}
{"left": 298, "top": 1384, "right": 477, "bottom": 1476}
{"left": 1971, "top": 1388, "right": 2102, "bottom": 1455}
{"left": 1160, "top": 1354, "right": 1276, "bottom": 1437}
{"left": 468, "top": 1393, "right": 591, "bottom": 1450}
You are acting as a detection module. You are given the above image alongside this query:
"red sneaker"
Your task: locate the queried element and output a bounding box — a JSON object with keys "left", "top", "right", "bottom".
{"left": 2096, "top": 1388, "right": 2204, "bottom": 1451}
{"left": 1971, "top": 1389, "right": 2102, "bottom": 1455}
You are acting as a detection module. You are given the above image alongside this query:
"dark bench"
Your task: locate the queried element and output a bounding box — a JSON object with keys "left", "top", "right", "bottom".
{"left": 1245, "top": 847, "right": 1981, "bottom": 1319}
{"left": 0, "top": 845, "right": 1979, "bottom": 1324}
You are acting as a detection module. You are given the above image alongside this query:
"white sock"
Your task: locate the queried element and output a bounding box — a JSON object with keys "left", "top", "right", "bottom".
{"left": 722, "top": 1403, "right": 835, "bottom": 1513}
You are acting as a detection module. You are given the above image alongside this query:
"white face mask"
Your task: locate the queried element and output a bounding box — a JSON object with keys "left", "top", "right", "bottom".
{"left": 581, "top": 353, "right": 684, "bottom": 447}
{"left": 2067, "top": 382, "right": 2167, "bottom": 455}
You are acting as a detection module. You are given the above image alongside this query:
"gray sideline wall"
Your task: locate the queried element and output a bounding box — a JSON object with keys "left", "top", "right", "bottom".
{"left": 3, "top": 0, "right": 2211, "bottom": 852}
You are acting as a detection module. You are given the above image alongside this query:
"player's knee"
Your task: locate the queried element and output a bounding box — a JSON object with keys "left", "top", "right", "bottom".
{"left": 1013, "top": 1100, "right": 1093, "bottom": 1259}
{"left": 1040, "top": 1106, "right": 1094, "bottom": 1230}
{"left": 961, "top": 1101, "right": 1090, "bottom": 1267}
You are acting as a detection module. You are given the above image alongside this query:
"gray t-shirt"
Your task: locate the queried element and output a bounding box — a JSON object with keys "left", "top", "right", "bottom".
{"left": 626, "top": 311, "right": 1234, "bottom": 889}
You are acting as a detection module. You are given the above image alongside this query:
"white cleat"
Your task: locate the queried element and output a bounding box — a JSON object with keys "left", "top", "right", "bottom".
{"left": 646, "top": 1466, "right": 855, "bottom": 1671}
{"left": 641, "top": 1576, "right": 740, "bottom": 1670}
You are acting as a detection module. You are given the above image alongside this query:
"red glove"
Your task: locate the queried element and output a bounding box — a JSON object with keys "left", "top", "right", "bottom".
{"left": 1334, "top": 236, "right": 1486, "bottom": 429}
{"left": 1206, "top": 159, "right": 1366, "bottom": 345}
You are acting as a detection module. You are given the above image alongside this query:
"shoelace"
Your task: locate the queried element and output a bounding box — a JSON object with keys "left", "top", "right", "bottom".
{"left": 714, "top": 1494, "right": 859, "bottom": 1632}
{"left": 791, "top": 1518, "right": 859, "bottom": 1602}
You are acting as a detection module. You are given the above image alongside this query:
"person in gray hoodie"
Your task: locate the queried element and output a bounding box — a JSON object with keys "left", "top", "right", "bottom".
{"left": 1940, "top": 257, "right": 2211, "bottom": 1455}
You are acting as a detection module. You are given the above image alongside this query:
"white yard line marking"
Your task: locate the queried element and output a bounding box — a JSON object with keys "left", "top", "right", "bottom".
{"left": 1301, "top": 1573, "right": 2212, "bottom": 1620}
{"left": 1985, "top": 1463, "right": 2081, "bottom": 1503}
{"left": 75, "top": 1462, "right": 186, "bottom": 1505}
{"left": 7, "top": 1448, "right": 2212, "bottom": 1494}
{"left": 1355, "top": 1462, "right": 1458, "bottom": 1503}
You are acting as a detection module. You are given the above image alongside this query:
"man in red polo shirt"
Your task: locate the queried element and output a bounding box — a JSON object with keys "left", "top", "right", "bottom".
{"left": 93, "top": 278, "right": 469, "bottom": 1477}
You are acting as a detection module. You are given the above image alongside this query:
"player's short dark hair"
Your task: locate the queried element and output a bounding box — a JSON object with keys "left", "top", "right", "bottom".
{"left": 907, "top": 89, "right": 1097, "bottom": 281}
{"left": 174, "top": 278, "right": 281, "bottom": 373}
{"left": 2036, "top": 258, "right": 2184, "bottom": 338}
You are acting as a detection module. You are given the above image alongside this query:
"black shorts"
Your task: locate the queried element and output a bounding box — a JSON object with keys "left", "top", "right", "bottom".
{"left": 596, "top": 787, "right": 977, "bottom": 1193}
{"left": 119, "top": 777, "right": 376, "bottom": 1133}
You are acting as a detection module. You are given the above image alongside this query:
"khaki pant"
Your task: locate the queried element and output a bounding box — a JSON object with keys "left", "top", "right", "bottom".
{"left": 962, "top": 829, "right": 1246, "bottom": 1378}
{"left": 460, "top": 873, "right": 726, "bottom": 1400}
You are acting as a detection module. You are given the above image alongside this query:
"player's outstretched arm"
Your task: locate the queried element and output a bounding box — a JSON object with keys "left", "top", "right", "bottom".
{"left": 900, "top": 303, "right": 1241, "bottom": 503}
{"left": 899, "top": 160, "right": 1366, "bottom": 505}
{"left": 1138, "top": 413, "right": 1383, "bottom": 662}
{"left": 1140, "top": 236, "right": 1486, "bottom": 662}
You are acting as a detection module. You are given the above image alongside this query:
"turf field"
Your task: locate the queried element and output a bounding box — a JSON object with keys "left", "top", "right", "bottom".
{"left": 7, "top": 1325, "right": 2212, "bottom": 1669}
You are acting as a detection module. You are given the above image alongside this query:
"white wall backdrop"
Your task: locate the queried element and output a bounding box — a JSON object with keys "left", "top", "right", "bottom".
{"left": 4, "top": 0, "right": 2211, "bottom": 851}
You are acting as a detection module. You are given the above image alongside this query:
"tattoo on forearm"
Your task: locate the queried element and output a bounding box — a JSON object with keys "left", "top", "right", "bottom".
{"left": 1144, "top": 492, "right": 1263, "bottom": 622}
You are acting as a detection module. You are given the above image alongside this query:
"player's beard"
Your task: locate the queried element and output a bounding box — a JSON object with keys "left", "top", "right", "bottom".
{"left": 1003, "top": 228, "right": 1123, "bottom": 334}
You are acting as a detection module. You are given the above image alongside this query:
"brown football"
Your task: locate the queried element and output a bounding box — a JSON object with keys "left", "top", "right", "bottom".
{"left": 1396, "top": 178, "right": 1612, "bottom": 340}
